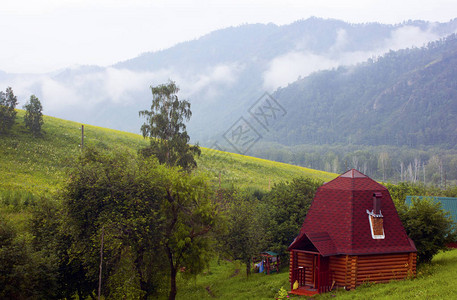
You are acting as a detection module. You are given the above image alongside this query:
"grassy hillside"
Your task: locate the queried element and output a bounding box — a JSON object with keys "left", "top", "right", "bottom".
{"left": 0, "top": 110, "right": 148, "bottom": 196}
{"left": 0, "top": 110, "right": 336, "bottom": 197}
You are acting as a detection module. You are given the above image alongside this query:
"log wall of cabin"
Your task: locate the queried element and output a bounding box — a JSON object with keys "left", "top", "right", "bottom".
{"left": 329, "top": 255, "right": 350, "bottom": 288}
{"left": 329, "top": 252, "right": 416, "bottom": 290}
{"left": 355, "top": 253, "right": 416, "bottom": 286}
{"left": 290, "top": 252, "right": 416, "bottom": 291}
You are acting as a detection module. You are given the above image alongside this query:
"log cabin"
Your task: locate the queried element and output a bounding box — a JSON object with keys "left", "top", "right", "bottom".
{"left": 288, "top": 169, "right": 417, "bottom": 296}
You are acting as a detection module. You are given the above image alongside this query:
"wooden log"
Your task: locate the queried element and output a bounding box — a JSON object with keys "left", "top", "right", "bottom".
{"left": 357, "top": 258, "right": 408, "bottom": 264}
{"left": 357, "top": 273, "right": 408, "bottom": 280}
{"left": 357, "top": 275, "right": 408, "bottom": 282}
{"left": 357, "top": 271, "right": 408, "bottom": 278}
{"left": 358, "top": 259, "right": 407, "bottom": 265}
{"left": 358, "top": 256, "right": 408, "bottom": 262}
{"left": 359, "top": 253, "right": 409, "bottom": 259}
{"left": 357, "top": 263, "right": 408, "bottom": 270}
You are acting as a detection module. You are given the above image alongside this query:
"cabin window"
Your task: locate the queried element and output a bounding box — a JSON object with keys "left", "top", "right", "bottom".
{"left": 367, "top": 210, "right": 385, "bottom": 239}
{"left": 368, "top": 214, "right": 385, "bottom": 240}
{"left": 367, "top": 192, "right": 385, "bottom": 239}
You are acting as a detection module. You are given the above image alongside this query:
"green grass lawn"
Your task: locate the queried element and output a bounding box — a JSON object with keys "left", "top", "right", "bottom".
{"left": 177, "top": 259, "right": 289, "bottom": 300}
{"left": 177, "top": 249, "right": 457, "bottom": 299}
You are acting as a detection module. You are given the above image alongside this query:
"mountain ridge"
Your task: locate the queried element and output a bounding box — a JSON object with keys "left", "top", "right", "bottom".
{"left": 1, "top": 17, "right": 457, "bottom": 147}
{"left": 263, "top": 34, "right": 457, "bottom": 149}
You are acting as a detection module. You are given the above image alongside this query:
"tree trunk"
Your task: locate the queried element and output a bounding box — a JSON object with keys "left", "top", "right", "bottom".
{"left": 77, "top": 288, "right": 83, "bottom": 300}
{"left": 167, "top": 245, "right": 178, "bottom": 300}
{"left": 245, "top": 260, "right": 251, "bottom": 277}
{"left": 169, "top": 265, "right": 177, "bottom": 300}
{"left": 135, "top": 248, "right": 150, "bottom": 300}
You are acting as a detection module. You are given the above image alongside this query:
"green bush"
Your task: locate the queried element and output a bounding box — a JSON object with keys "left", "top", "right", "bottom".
{"left": 399, "top": 197, "right": 457, "bottom": 264}
{"left": 261, "top": 177, "right": 322, "bottom": 256}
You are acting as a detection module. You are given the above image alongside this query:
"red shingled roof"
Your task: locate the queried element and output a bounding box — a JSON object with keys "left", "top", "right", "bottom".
{"left": 288, "top": 169, "right": 416, "bottom": 256}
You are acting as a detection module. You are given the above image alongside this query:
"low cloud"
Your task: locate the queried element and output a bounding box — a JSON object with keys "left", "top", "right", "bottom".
{"left": 385, "top": 25, "right": 439, "bottom": 51}
{"left": 262, "top": 24, "right": 443, "bottom": 90}
{"left": 263, "top": 51, "right": 339, "bottom": 90}
{"left": 0, "top": 63, "right": 242, "bottom": 119}
{"left": 177, "top": 63, "right": 243, "bottom": 100}
{"left": 41, "top": 77, "right": 84, "bottom": 110}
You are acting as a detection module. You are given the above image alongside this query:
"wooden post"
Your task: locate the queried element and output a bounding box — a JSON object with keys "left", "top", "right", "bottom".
{"left": 291, "top": 251, "right": 297, "bottom": 290}
{"left": 312, "top": 255, "right": 317, "bottom": 289}
{"left": 316, "top": 255, "right": 321, "bottom": 291}
{"left": 98, "top": 227, "right": 104, "bottom": 300}
{"left": 81, "top": 125, "right": 84, "bottom": 151}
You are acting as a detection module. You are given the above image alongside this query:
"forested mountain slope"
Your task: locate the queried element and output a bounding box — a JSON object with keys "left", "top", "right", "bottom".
{"left": 267, "top": 34, "right": 457, "bottom": 149}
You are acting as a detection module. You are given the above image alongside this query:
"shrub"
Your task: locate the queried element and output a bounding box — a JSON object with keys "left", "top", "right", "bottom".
{"left": 261, "top": 177, "right": 322, "bottom": 256}
{"left": 399, "top": 197, "right": 457, "bottom": 264}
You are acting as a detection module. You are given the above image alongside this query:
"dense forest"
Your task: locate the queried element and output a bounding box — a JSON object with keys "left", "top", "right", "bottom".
{"left": 251, "top": 142, "right": 457, "bottom": 186}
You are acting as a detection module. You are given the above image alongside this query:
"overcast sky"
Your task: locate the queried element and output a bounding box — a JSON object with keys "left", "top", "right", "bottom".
{"left": 2, "top": 0, "right": 456, "bottom": 74}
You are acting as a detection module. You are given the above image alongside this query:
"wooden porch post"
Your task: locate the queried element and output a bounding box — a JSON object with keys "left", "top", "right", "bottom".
{"left": 316, "top": 255, "right": 321, "bottom": 291}
{"left": 312, "top": 254, "right": 317, "bottom": 289}
{"left": 290, "top": 251, "right": 296, "bottom": 290}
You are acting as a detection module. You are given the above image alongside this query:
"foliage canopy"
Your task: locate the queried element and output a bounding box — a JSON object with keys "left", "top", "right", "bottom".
{"left": 398, "top": 197, "right": 457, "bottom": 264}
{"left": 217, "top": 189, "right": 265, "bottom": 276}
{"left": 139, "top": 81, "right": 200, "bottom": 171}
{"left": 261, "top": 177, "right": 322, "bottom": 256}
{"left": 62, "top": 147, "right": 216, "bottom": 299}
{"left": 0, "top": 87, "right": 18, "bottom": 134}
{"left": 24, "top": 95, "right": 44, "bottom": 136}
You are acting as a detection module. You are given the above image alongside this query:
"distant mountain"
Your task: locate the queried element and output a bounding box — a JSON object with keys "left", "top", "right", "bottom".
{"left": 1, "top": 17, "right": 457, "bottom": 146}
{"left": 262, "top": 34, "right": 457, "bottom": 149}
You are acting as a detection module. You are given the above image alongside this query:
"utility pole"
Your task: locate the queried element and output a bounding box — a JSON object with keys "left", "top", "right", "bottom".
{"left": 81, "top": 125, "right": 84, "bottom": 151}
